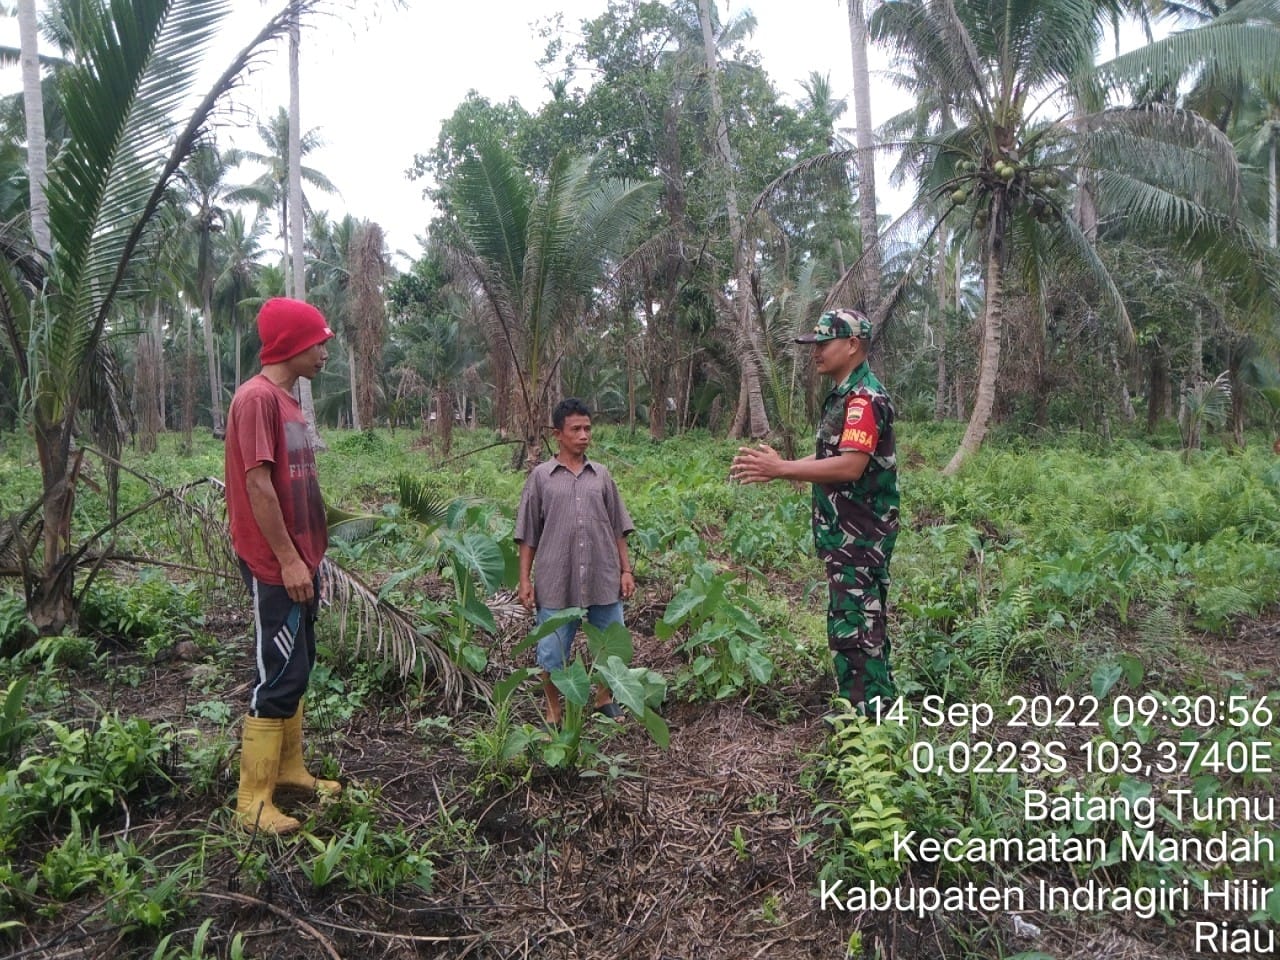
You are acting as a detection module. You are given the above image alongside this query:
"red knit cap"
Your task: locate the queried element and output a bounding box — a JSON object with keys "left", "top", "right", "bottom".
{"left": 257, "top": 298, "right": 334, "bottom": 363}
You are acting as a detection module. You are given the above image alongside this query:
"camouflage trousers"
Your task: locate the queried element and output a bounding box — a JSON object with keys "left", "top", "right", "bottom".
{"left": 825, "top": 560, "right": 895, "bottom": 715}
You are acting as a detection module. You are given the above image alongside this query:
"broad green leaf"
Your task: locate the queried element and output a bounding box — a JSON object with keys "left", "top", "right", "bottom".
{"left": 494, "top": 667, "right": 536, "bottom": 706}
{"left": 457, "top": 594, "right": 496, "bottom": 633}
{"left": 542, "top": 743, "right": 567, "bottom": 767}
{"left": 501, "top": 727, "right": 534, "bottom": 761}
{"left": 1091, "top": 663, "right": 1123, "bottom": 699}
{"left": 658, "top": 587, "right": 705, "bottom": 634}
{"left": 640, "top": 707, "right": 670, "bottom": 748}
{"left": 551, "top": 660, "right": 591, "bottom": 707}
{"left": 746, "top": 649, "right": 774, "bottom": 684}
{"left": 595, "top": 655, "right": 649, "bottom": 716}
{"left": 1117, "top": 653, "right": 1144, "bottom": 688}
{"left": 451, "top": 531, "right": 507, "bottom": 594}
{"left": 511, "top": 607, "right": 585, "bottom": 657}
{"left": 583, "top": 620, "right": 633, "bottom": 665}
{"left": 461, "top": 644, "right": 487, "bottom": 674}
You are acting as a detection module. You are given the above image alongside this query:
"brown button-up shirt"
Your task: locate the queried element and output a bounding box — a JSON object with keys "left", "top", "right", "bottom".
{"left": 514, "top": 458, "right": 634, "bottom": 609}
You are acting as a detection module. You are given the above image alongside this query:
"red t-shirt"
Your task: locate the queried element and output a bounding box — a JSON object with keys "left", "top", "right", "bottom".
{"left": 224, "top": 375, "right": 328, "bottom": 584}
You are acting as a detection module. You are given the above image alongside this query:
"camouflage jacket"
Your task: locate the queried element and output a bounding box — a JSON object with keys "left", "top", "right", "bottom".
{"left": 812, "top": 362, "right": 899, "bottom": 566}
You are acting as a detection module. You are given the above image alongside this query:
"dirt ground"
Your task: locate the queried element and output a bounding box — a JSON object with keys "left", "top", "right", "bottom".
{"left": 6, "top": 600, "right": 1279, "bottom": 960}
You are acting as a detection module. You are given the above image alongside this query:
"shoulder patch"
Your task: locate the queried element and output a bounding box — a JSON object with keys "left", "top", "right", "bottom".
{"left": 839, "top": 393, "right": 878, "bottom": 453}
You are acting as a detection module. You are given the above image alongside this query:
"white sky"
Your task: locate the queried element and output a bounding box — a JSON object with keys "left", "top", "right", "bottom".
{"left": 215, "top": 0, "right": 890, "bottom": 264}
{"left": 4, "top": 1, "right": 1161, "bottom": 268}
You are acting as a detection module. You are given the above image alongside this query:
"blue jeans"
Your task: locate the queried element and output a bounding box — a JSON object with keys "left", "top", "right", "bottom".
{"left": 535, "top": 602, "right": 625, "bottom": 672}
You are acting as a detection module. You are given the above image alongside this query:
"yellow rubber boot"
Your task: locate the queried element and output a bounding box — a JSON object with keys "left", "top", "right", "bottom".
{"left": 235, "top": 717, "right": 301, "bottom": 835}
{"left": 277, "top": 701, "right": 342, "bottom": 797}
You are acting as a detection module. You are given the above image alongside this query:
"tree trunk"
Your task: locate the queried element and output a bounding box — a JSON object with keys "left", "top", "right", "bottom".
{"left": 280, "top": 193, "right": 292, "bottom": 296}
{"left": 1111, "top": 342, "right": 1135, "bottom": 422}
{"left": 183, "top": 304, "right": 196, "bottom": 449}
{"left": 1269, "top": 123, "right": 1276, "bottom": 249}
{"left": 30, "top": 424, "right": 81, "bottom": 635}
{"left": 347, "top": 337, "right": 361, "bottom": 430}
{"left": 847, "top": 0, "right": 880, "bottom": 309}
{"left": 234, "top": 321, "right": 242, "bottom": 390}
{"left": 1146, "top": 348, "right": 1167, "bottom": 433}
{"left": 1072, "top": 95, "right": 1098, "bottom": 243}
{"left": 156, "top": 303, "right": 168, "bottom": 429}
{"left": 944, "top": 208, "right": 1005, "bottom": 475}
{"left": 625, "top": 336, "right": 637, "bottom": 432}
{"left": 1228, "top": 349, "right": 1245, "bottom": 448}
{"left": 649, "top": 101, "right": 687, "bottom": 441}
{"left": 201, "top": 288, "right": 225, "bottom": 436}
{"left": 1189, "top": 267, "right": 1205, "bottom": 386}
{"left": 934, "top": 231, "right": 949, "bottom": 420}
{"left": 437, "top": 386, "right": 453, "bottom": 456}
{"left": 350, "top": 222, "right": 387, "bottom": 431}
{"left": 646, "top": 295, "right": 672, "bottom": 440}
{"left": 19, "top": 0, "right": 50, "bottom": 254}
{"left": 697, "top": 0, "right": 769, "bottom": 439}
{"left": 135, "top": 307, "right": 161, "bottom": 454}
{"left": 287, "top": 3, "right": 324, "bottom": 448}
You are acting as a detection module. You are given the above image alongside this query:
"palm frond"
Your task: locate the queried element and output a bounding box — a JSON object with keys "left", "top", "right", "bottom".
{"left": 1097, "top": 5, "right": 1280, "bottom": 100}
{"left": 322, "top": 558, "right": 489, "bottom": 711}
{"left": 523, "top": 150, "right": 586, "bottom": 346}
{"left": 1043, "top": 203, "right": 1133, "bottom": 345}
{"left": 1186, "top": 371, "right": 1234, "bottom": 426}
{"left": 36, "top": 0, "right": 320, "bottom": 435}
{"left": 325, "top": 504, "right": 382, "bottom": 544}
{"left": 453, "top": 136, "right": 533, "bottom": 298}
{"left": 162, "top": 477, "right": 485, "bottom": 709}
{"left": 396, "top": 474, "right": 451, "bottom": 529}
{"left": 1076, "top": 104, "right": 1244, "bottom": 216}
{"left": 49, "top": 0, "right": 225, "bottom": 363}
{"left": 570, "top": 176, "right": 661, "bottom": 287}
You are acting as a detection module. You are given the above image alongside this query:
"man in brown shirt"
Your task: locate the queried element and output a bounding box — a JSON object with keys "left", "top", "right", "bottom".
{"left": 515, "top": 398, "right": 636, "bottom": 725}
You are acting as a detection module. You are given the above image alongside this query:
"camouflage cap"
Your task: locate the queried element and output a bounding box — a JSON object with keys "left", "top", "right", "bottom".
{"left": 795, "top": 308, "right": 872, "bottom": 343}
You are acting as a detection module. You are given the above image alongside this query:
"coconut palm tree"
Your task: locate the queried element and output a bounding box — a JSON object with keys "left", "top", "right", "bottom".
{"left": 0, "top": 0, "right": 318, "bottom": 635}
{"left": 176, "top": 141, "right": 251, "bottom": 436}
{"left": 306, "top": 212, "right": 359, "bottom": 425}
{"left": 889, "top": 0, "right": 1280, "bottom": 471}
{"left": 769, "top": 0, "right": 1277, "bottom": 473}
{"left": 18, "top": 0, "right": 50, "bottom": 253}
{"left": 444, "top": 138, "right": 658, "bottom": 467}
{"left": 696, "top": 0, "right": 771, "bottom": 438}
{"left": 847, "top": 0, "right": 882, "bottom": 311}
{"left": 237, "top": 105, "right": 336, "bottom": 441}
{"left": 214, "top": 208, "right": 269, "bottom": 389}
{"left": 236, "top": 106, "right": 337, "bottom": 295}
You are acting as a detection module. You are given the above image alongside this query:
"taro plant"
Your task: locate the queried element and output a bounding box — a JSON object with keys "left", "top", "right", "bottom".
{"left": 656, "top": 559, "right": 775, "bottom": 701}
{"left": 511, "top": 611, "right": 668, "bottom": 771}
{"left": 371, "top": 476, "right": 516, "bottom": 675}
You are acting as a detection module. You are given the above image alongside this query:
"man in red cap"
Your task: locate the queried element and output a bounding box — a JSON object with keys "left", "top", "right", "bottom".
{"left": 224, "top": 297, "right": 341, "bottom": 834}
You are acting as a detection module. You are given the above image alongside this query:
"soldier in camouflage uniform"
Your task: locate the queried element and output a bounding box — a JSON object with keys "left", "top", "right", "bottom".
{"left": 730, "top": 309, "right": 899, "bottom": 716}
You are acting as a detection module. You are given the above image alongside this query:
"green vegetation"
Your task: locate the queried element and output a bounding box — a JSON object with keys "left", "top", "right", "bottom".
{"left": 1, "top": 423, "right": 1276, "bottom": 956}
